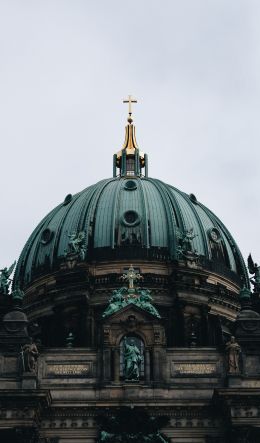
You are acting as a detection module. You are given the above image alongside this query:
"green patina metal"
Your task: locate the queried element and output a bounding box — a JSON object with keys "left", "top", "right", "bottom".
{"left": 0, "top": 262, "right": 16, "bottom": 295}
{"left": 102, "top": 287, "right": 160, "bottom": 319}
{"left": 239, "top": 285, "right": 252, "bottom": 301}
{"left": 66, "top": 230, "right": 86, "bottom": 260}
{"left": 248, "top": 254, "right": 260, "bottom": 292}
{"left": 123, "top": 336, "right": 142, "bottom": 380}
{"left": 13, "top": 177, "right": 249, "bottom": 288}
{"left": 11, "top": 287, "right": 25, "bottom": 301}
{"left": 176, "top": 227, "right": 199, "bottom": 261}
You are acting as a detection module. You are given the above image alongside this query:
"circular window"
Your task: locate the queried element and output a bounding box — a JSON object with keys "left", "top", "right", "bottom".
{"left": 122, "top": 210, "right": 140, "bottom": 227}
{"left": 41, "top": 228, "right": 54, "bottom": 245}
{"left": 124, "top": 180, "right": 137, "bottom": 191}
{"left": 208, "top": 228, "right": 221, "bottom": 243}
{"left": 63, "top": 194, "right": 72, "bottom": 205}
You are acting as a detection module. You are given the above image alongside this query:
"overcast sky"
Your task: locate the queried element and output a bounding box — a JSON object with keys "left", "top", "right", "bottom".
{"left": 0, "top": 1, "right": 259, "bottom": 271}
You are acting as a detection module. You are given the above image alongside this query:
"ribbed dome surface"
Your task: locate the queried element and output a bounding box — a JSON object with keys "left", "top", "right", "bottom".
{"left": 14, "top": 177, "right": 248, "bottom": 288}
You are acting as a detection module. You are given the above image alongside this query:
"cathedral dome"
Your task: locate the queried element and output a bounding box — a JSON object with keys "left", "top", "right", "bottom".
{"left": 13, "top": 99, "right": 249, "bottom": 293}
{"left": 14, "top": 175, "right": 248, "bottom": 289}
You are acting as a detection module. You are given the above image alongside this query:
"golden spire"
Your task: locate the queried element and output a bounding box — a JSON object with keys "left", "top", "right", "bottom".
{"left": 123, "top": 95, "right": 137, "bottom": 124}
{"left": 122, "top": 95, "right": 138, "bottom": 150}
{"left": 113, "top": 95, "right": 147, "bottom": 177}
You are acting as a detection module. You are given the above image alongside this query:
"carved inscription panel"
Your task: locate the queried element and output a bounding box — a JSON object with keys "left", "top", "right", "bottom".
{"left": 172, "top": 362, "right": 217, "bottom": 376}
{"left": 47, "top": 363, "right": 91, "bottom": 377}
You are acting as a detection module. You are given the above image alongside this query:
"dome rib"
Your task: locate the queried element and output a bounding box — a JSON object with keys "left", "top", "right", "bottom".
{"left": 150, "top": 179, "right": 178, "bottom": 259}
{"left": 13, "top": 205, "right": 60, "bottom": 286}
{"left": 138, "top": 178, "right": 150, "bottom": 248}
{"left": 91, "top": 178, "right": 119, "bottom": 251}
{"left": 200, "top": 203, "right": 250, "bottom": 288}
{"left": 110, "top": 178, "right": 125, "bottom": 249}
{"left": 179, "top": 191, "right": 210, "bottom": 258}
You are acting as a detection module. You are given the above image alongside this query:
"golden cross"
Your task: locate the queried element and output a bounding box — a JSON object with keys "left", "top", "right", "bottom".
{"left": 123, "top": 95, "right": 137, "bottom": 116}
{"left": 120, "top": 265, "right": 143, "bottom": 290}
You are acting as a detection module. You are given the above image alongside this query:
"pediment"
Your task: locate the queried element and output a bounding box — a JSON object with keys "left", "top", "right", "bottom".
{"left": 102, "top": 303, "right": 161, "bottom": 324}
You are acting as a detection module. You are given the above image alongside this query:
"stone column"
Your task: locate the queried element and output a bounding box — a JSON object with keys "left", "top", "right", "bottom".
{"left": 113, "top": 347, "right": 120, "bottom": 383}
{"left": 153, "top": 348, "right": 160, "bottom": 381}
{"left": 86, "top": 308, "right": 94, "bottom": 347}
{"left": 103, "top": 348, "right": 111, "bottom": 382}
{"left": 144, "top": 348, "right": 150, "bottom": 383}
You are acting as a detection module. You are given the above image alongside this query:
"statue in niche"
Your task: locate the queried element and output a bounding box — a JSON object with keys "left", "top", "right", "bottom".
{"left": 20, "top": 338, "right": 39, "bottom": 373}
{"left": 177, "top": 228, "right": 199, "bottom": 261}
{"left": 225, "top": 336, "right": 241, "bottom": 374}
{"left": 67, "top": 231, "right": 86, "bottom": 260}
{"left": 248, "top": 254, "right": 260, "bottom": 292}
{"left": 123, "top": 337, "right": 142, "bottom": 380}
{"left": 0, "top": 261, "right": 16, "bottom": 295}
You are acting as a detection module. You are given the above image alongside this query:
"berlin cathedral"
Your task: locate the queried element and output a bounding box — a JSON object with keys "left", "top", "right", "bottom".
{"left": 0, "top": 97, "right": 260, "bottom": 443}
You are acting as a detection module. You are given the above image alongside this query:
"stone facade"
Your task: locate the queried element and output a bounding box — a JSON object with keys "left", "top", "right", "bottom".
{"left": 0, "top": 257, "right": 260, "bottom": 442}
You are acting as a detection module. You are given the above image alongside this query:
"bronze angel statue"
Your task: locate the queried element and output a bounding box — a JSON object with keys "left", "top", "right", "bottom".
{"left": 67, "top": 231, "right": 86, "bottom": 260}
{"left": 248, "top": 254, "right": 260, "bottom": 292}
{"left": 0, "top": 261, "right": 16, "bottom": 295}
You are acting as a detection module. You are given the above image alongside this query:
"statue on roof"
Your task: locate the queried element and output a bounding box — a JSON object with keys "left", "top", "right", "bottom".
{"left": 12, "top": 287, "right": 25, "bottom": 301}
{"left": 248, "top": 254, "right": 260, "bottom": 292}
{"left": 177, "top": 228, "right": 199, "bottom": 262}
{"left": 0, "top": 261, "right": 16, "bottom": 295}
{"left": 67, "top": 231, "right": 86, "bottom": 260}
{"left": 102, "top": 287, "right": 128, "bottom": 318}
{"left": 102, "top": 267, "right": 160, "bottom": 318}
{"left": 136, "top": 289, "right": 161, "bottom": 318}
{"left": 102, "top": 285, "right": 160, "bottom": 319}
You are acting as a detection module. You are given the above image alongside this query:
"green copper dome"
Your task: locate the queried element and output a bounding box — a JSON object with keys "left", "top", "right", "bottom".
{"left": 14, "top": 176, "right": 248, "bottom": 288}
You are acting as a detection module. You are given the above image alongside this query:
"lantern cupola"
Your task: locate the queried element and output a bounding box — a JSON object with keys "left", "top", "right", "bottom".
{"left": 113, "top": 95, "right": 148, "bottom": 177}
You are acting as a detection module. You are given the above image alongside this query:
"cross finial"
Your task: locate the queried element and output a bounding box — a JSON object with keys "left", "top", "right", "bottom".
{"left": 123, "top": 95, "right": 137, "bottom": 123}
{"left": 120, "top": 265, "right": 143, "bottom": 290}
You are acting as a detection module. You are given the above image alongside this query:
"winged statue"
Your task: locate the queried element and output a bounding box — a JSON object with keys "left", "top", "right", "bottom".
{"left": 248, "top": 254, "right": 260, "bottom": 292}
{"left": 0, "top": 261, "right": 16, "bottom": 295}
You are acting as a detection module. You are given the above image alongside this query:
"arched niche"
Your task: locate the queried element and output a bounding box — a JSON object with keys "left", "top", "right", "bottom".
{"left": 119, "top": 334, "right": 145, "bottom": 380}
{"left": 101, "top": 304, "right": 166, "bottom": 383}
